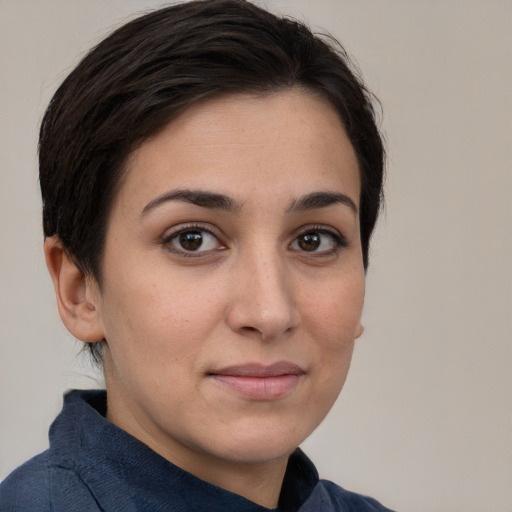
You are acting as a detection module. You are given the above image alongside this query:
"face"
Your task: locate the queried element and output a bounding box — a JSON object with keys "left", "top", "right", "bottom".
{"left": 92, "top": 89, "right": 364, "bottom": 479}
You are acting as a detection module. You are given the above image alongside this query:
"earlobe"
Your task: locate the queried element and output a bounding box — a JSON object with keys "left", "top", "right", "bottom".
{"left": 44, "top": 236, "right": 105, "bottom": 343}
{"left": 355, "top": 323, "right": 364, "bottom": 339}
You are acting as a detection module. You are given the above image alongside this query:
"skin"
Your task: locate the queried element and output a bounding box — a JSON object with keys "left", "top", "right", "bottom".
{"left": 45, "top": 89, "right": 365, "bottom": 508}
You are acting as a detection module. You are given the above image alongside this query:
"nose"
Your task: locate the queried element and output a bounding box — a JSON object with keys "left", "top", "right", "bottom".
{"left": 225, "top": 247, "right": 299, "bottom": 341}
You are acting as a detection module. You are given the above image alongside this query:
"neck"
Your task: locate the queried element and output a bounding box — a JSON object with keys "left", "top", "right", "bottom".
{"left": 183, "top": 453, "right": 288, "bottom": 508}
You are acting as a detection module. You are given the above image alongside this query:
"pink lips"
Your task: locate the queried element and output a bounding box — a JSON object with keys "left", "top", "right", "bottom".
{"left": 209, "top": 362, "right": 304, "bottom": 400}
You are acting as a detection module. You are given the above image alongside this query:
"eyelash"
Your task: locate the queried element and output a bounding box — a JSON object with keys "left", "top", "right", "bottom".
{"left": 161, "top": 223, "right": 348, "bottom": 258}
{"left": 291, "top": 225, "right": 348, "bottom": 256}
{"left": 161, "top": 223, "right": 224, "bottom": 258}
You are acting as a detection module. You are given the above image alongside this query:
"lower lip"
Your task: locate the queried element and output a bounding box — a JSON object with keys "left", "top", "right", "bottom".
{"left": 211, "top": 374, "right": 302, "bottom": 400}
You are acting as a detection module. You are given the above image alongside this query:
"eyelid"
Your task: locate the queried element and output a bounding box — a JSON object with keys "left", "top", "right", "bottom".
{"left": 293, "top": 224, "right": 346, "bottom": 240}
{"left": 290, "top": 224, "right": 348, "bottom": 254}
{"left": 161, "top": 222, "right": 226, "bottom": 256}
{"left": 161, "top": 222, "right": 219, "bottom": 242}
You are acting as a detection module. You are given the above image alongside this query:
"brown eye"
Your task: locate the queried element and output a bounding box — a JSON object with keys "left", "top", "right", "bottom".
{"left": 164, "top": 227, "right": 223, "bottom": 255}
{"left": 298, "top": 233, "right": 321, "bottom": 251}
{"left": 291, "top": 229, "right": 345, "bottom": 255}
{"left": 179, "top": 231, "right": 203, "bottom": 251}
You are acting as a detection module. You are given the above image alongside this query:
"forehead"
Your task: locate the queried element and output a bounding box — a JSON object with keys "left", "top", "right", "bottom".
{"left": 116, "top": 89, "right": 360, "bottom": 215}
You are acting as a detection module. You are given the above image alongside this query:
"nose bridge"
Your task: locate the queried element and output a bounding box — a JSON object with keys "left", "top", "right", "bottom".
{"left": 227, "top": 239, "right": 298, "bottom": 339}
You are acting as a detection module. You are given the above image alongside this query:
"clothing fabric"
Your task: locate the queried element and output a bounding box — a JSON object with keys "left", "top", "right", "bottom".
{"left": 0, "top": 390, "right": 395, "bottom": 511}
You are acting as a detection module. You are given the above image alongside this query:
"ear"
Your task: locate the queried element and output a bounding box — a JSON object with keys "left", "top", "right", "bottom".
{"left": 355, "top": 323, "right": 364, "bottom": 339}
{"left": 44, "top": 236, "right": 105, "bottom": 343}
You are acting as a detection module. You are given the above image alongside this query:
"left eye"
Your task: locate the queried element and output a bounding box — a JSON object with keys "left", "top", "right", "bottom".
{"left": 166, "top": 228, "right": 222, "bottom": 253}
{"left": 290, "top": 230, "right": 341, "bottom": 253}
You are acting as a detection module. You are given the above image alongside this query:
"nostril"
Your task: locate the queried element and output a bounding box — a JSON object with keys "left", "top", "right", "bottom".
{"left": 241, "top": 326, "right": 261, "bottom": 334}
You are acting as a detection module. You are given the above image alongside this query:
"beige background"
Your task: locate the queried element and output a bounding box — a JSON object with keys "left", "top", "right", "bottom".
{"left": 1, "top": 1, "right": 511, "bottom": 511}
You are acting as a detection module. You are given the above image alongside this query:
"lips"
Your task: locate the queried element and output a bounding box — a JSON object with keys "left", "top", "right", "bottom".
{"left": 208, "top": 362, "right": 305, "bottom": 400}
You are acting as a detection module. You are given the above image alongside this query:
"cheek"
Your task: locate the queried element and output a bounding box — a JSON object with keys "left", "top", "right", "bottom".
{"left": 303, "top": 271, "right": 364, "bottom": 339}
{"left": 301, "top": 271, "right": 363, "bottom": 383}
{"left": 99, "top": 266, "right": 229, "bottom": 370}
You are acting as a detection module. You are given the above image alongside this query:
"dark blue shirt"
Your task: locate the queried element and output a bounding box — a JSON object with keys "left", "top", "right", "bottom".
{"left": 0, "top": 390, "right": 395, "bottom": 511}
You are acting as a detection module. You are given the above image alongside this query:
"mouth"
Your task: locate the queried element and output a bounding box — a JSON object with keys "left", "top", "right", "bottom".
{"left": 208, "top": 362, "right": 305, "bottom": 400}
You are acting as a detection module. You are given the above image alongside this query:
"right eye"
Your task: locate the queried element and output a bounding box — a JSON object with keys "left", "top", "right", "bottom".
{"left": 163, "top": 226, "right": 225, "bottom": 256}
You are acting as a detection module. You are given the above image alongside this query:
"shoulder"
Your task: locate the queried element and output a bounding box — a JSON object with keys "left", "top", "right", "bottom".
{"left": 0, "top": 450, "right": 103, "bottom": 512}
{"left": 0, "top": 452, "right": 52, "bottom": 512}
{"left": 317, "top": 479, "right": 397, "bottom": 512}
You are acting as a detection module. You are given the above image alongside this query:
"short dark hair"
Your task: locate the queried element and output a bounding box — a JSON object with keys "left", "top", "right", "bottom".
{"left": 40, "top": 0, "right": 385, "bottom": 356}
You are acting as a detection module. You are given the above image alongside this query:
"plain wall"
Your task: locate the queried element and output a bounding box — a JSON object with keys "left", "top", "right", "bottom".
{"left": 1, "top": 1, "right": 511, "bottom": 511}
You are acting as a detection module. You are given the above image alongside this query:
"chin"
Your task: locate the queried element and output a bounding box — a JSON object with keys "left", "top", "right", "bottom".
{"left": 216, "top": 442, "right": 297, "bottom": 466}
{"left": 205, "top": 419, "right": 312, "bottom": 465}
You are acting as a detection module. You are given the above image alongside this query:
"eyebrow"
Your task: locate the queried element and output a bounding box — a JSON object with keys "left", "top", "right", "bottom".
{"left": 286, "top": 191, "right": 358, "bottom": 214}
{"left": 141, "top": 189, "right": 242, "bottom": 217}
{"left": 140, "top": 188, "right": 357, "bottom": 217}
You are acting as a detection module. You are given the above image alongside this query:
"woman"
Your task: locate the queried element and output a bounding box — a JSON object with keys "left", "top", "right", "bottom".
{"left": 0, "top": 1, "right": 392, "bottom": 510}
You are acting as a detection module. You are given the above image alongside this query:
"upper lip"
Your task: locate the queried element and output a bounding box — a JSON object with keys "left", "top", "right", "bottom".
{"left": 210, "top": 361, "right": 305, "bottom": 377}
